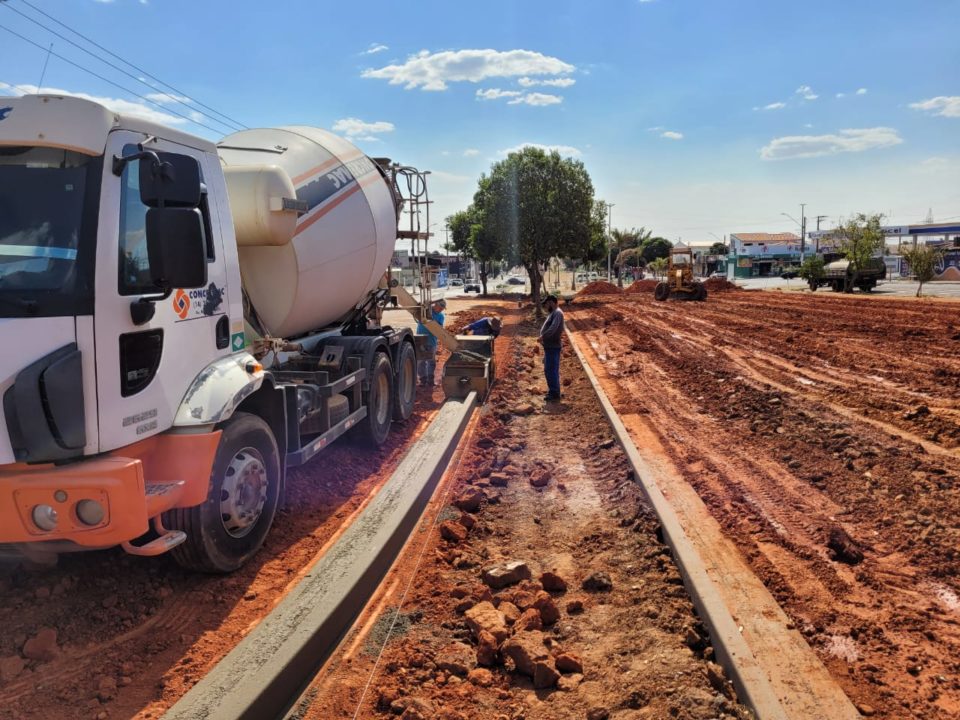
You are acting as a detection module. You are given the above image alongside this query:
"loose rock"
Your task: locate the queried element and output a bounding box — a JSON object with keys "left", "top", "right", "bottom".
{"left": 582, "top": 571, "right": 613, "bottom": 592}
{"left": 0, "top": 655, "right": 25, "bottom": 682}
{"left": 481, "top": 561, "right": 531, "bottom": 589}
{"left": 454, "top": 488, "right": 484, "bottom": 513}
{"left": 464, "top": 602, "right": 509, "bottom": 643}
{"left": 467, "top": 668, "right": 494, "bottom": 687}
{"left": 501, "top": 630, "right": 549, "bottom": 676}
{"left": 532, "top": 659, "right": 560, "bottom": 689}
{"left": 435, "top": 642, "right": 475, "bottom": 676}
{"left": 22, "top": 627, "right": 59, "bottom": 662}
{"left": 540, "top": 571, "right": 568, "bottom": 592}
{"left": 439, "top": 521, "right": 468, "bottom": 544}
{"left": 555, "top": 652, "right": 583, "bottom": 674}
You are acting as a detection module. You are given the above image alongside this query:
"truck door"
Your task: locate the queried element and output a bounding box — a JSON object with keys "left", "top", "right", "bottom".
{"left": 94, "top": 131, "right": 230, "bottom": 453}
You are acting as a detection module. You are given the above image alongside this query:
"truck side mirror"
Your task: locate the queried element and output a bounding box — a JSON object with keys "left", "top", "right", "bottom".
{"left": 145, "top": 207, "right": 208, "bottom": 289}
{"left": 139, "top": 152, "right": 202, "bottom": 208}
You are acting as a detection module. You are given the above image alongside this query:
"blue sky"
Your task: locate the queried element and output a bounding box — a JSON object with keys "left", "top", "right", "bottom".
{"left": 1, "top": 0, "right": 958, "bottom": 245}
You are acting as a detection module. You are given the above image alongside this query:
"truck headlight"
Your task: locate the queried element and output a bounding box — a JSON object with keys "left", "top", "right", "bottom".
{"left": 32, "top": 504, "right": 58, "bottom": 531}
{"left": 76, "top": 499, "right": 105, "bottom": 526}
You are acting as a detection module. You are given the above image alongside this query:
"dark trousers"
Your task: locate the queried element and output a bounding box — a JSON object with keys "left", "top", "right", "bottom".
{"left": 543, "top": 346, "right": 561, "bottom": 397}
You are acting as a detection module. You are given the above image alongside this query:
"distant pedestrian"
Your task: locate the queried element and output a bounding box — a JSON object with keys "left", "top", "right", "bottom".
{"left": 463, "top": 316, "right": 502, "bottom": 338}
{"left": 416, "top": 299, "right": 446, "bottom": 386}
{"left": 538, "top": 295, "right": 564, "bottom": 401}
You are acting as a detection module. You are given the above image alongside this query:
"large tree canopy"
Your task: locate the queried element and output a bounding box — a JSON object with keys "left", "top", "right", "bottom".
{"left": 479, "top": 147, "right": 596, "bottom": 312}
{"left": 836, "top": 213, "right": 885, "bottom": 271}
{"left": 640, "top": 237, "right": 673, "bottom": 263}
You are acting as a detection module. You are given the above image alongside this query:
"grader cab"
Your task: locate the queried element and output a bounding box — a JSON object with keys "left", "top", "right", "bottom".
{"left": 654, "top": 247, "right": 707, "bottom": 301}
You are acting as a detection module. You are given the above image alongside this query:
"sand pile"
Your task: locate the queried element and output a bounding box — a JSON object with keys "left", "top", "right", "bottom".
{"left": 576, "top": 280, "right": 623, "bottom": 296}
{"left": 625, "top": 279, "right": 658, "bottom": 294}
{"left": 704, "top": 277, "right": 740, "bottom": 292}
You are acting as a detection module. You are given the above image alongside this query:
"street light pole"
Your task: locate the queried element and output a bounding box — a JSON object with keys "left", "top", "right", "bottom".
{"left": 605, "top": 203, "right": 615, "bottom": 282}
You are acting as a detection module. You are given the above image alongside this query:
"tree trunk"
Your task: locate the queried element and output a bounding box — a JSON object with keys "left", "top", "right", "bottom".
{"left": 480, "top": 260, "right": 488, "bottom": 297}
{"left": 916, "top": 280, "right": 923, "bottom": 298}
{"left": 571, "top": 263, "right": 578, "bottom": 291}
{"left": 616, "top": 242, "right": 624, "bottom": 287}
{"left": 527, "top": 263, "right": 543, "bottom": 318}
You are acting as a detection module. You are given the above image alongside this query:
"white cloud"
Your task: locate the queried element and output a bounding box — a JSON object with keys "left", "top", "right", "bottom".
{"left": 0, "top": 82, "right": 193, "bottom": 127}
{"left": 760, "top": 127, "right": 902, "bottom": 160}
{"left": 661, "top": 130, "right": 683, "bottom": 140}
{"left": 518, "top": 76, "right": 576, "bottom": 88}
{"left": 362, "top": 48, "right": 574, "bottom": 91}
{"left": 795, "top": 84, "right": 818, "bottom": 100}
{"left": 507, "top": 92, "right": 563, "bottom": 106}
{"left": 763, "top": 102, "right": 786, "bottom": 111}
{"left": 647, "top": 126, "right": 663, "bottom": 132}
{"left": 476, "top": 88, "right": 522, "bottom": 101}
{"left": 463, "top": 148, "right": 480, "bottom": 157}
{"left": 331, "top": 117, "right": 395, "bottom": 138}
{"left": 498, "top": 143, "right": 582, "bottom": 157}
{"left": 362, "top": 43, "right": 389, "bottom": 55}
{"left": 856, "top": 88, "right": 868, "bottom": 95}
{"left": 920, "top": 156, "right": 949, "bottom": 171}
{"left": 909, "top": 96, "right": 960, "bottom": 118}
{"left": 836, "top": 93, "right": 846, "bottom": 99}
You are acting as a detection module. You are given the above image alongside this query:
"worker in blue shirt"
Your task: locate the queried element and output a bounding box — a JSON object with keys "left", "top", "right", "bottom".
{"left": 416, "top": 299, "right": 446, "bottom": 386}
{"left": 463, "top": 316, "right": 502, "bottom": 337}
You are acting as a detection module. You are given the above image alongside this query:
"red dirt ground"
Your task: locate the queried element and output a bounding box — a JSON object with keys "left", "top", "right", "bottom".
{"left": 576, "top": 280, "right": 622, "bottom": 296}
{"left": 0, "top": 385, "right": 446, "bottom": 720}
{"left": 295, "top": 304, "right": 750, "bottom": 720}
{"left": 568, "top": 291, "right": 960, "bottom": 719}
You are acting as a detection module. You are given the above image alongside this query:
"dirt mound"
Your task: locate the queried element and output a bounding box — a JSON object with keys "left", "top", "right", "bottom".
{"left": 626, "top": 279, "right": 658, "bottom": 294}
{"left": 703, "top": 277, "right": 740, "bottom": 292}
{"left": 449, "top": 309, "right": 494, "bottom": 334}
{"left": 576, "top": 280, "right": 622, "bottom": 296}
{"left": 935, "top": 266, "right": 960, "bottom": 281}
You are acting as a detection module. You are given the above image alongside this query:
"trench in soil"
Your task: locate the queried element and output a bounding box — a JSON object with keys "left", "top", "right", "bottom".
{"left": 295, "top": 304, "right": 751, "bottom": 720}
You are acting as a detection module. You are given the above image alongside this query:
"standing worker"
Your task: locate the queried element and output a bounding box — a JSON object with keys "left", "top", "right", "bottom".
{"left": 416, "top": 298, "right": 446, "bottom": 386}
{"left": 538, "top": 295, "right": 564, "bottom": 401}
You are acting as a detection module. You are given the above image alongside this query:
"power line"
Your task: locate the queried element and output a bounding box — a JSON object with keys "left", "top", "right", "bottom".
{"left": 0, "top": 20, "right": 228, "bottom": 135}
{"left": 2, "top": 0, "right": 245, "bottom": 132}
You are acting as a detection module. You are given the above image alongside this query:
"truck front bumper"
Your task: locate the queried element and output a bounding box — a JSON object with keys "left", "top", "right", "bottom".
{"left": 0, "top": 431, "right": 220, "bottom": 549}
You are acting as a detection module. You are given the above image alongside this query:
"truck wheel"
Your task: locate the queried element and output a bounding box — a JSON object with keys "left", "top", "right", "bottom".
{"left": 165, "top": 412, "right": 280, "bottom": 573}
{"left": 654, "top": 282, "right": 669, "bottom": 301}
{"left": 392, "top": 341, "right": 416, "bottom": 421}
{"left": 808, "top": 281, "right": 818, "bottom": 292}
{"left": 357, "top": 352, "right": 393, "bottom": 446}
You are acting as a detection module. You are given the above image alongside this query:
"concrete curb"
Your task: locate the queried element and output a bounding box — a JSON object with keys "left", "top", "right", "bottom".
{"left": 565, "top": 329, "right": 790, "bottom": 720}
{"left": 163, "top": 392, "right": 478, "bottom": 720}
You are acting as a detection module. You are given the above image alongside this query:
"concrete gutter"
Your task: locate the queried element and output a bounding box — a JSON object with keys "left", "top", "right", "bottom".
{"left": 566, "top": 329, "right": 859, "bottom": 720}
{"left": 163, "top": 392, "right": 478, "bottom": 720}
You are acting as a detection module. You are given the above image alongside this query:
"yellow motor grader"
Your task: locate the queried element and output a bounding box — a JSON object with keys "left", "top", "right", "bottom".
{"left": 654, "top": 247, "right": 707, "bottom": 301}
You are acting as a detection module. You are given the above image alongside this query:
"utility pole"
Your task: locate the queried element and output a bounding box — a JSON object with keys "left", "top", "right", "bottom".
{"left": 605, "top": 203, "right": 615, "bottom": 282}
{"left": 814, "top": 215, "right": 828, "bottom": 253}
{"left": 799, "top": 203, "right": 806, "bottom": 263}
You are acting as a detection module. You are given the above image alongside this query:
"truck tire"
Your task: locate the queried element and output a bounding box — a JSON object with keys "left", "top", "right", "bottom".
{"left": 808, "top": 281, "right": 818, "bottom": 292}
{"left": 356, "top": 351, "right": 393, "bottom": 446}
{"left": 165, "top": 412, "right": 281, "bottom": 573}
{"left": 392, "top": 341, "right": 416, "bottom": 422}
{"left": 654, "top": 282, "right": 670, "bottom": 301}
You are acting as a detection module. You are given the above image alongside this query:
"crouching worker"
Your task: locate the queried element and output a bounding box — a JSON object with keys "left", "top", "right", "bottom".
{"left": 463, "top": 316, "right": 502, "bottom": 337}
{"left": 416, "top": 299, "right": 446, "bottom": 386}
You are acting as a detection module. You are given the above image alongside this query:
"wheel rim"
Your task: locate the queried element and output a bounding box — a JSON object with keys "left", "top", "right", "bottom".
{"left": 220, "top": 447, "right": 268, "bottom": 538}
{"left": 375, "top": 368, "right": 391, "bottom": 425}
{"left": 401, "top": 353, "right": 414, "bottom": 404}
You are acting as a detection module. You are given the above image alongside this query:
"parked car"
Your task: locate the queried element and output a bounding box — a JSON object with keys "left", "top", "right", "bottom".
{"left": 506, "top": 277, "right": 526, "bottom": 285}
{"left": 449, "top": 278, "right": 464, "bottom": 287}
{"left": 464, "top": 283, "right": 481, "bottom": 293}
{"left": 780, "top": 269, "right": 799, "bottom": 280}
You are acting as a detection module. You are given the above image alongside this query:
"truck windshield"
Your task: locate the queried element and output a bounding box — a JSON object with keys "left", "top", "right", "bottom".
{"left": 0, "top": 146, "right": 100, "bottom": 317}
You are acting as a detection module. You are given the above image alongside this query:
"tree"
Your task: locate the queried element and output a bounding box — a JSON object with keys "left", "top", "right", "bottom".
{"left": 571, "top": 200, "right": 607, "bottom": 290}
{"left": 835, "top": 213, "right": 885, "bottom": 271}
{"left": 648, "top": 257, "right": 669, "bottom": 279}
{"left": 468, "top": 177, "right": 505, "bottom": 296}
{"left": 709, "top": 241, "right": 728, "bottom": 256}
{"left": 799, "top": 255, "right": 825, "bottom": 288}
{"left": 640, "top": 237, "right": 672, "bottom": 263}
{"left": 481, "top": 147, "right": 596, "bottom": 314}
{"left": 900, "top": 242, "right": 944, "bottom": 297}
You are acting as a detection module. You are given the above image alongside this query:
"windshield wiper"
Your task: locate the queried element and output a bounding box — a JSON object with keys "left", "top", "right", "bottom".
{"left": 0, "top": 295, "right": 39, "bottom": 314}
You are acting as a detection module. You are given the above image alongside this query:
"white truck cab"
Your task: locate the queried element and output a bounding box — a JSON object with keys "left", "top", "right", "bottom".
{"left": 0, "top": 94, "right": 421, "bottom": 571}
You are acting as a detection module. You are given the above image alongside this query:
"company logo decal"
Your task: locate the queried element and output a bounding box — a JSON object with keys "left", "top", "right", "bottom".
{"left": 172, "top": 282, "right": 225, "bottom": 322}
{"left": 0, "top": 107, "right": 11, "bottom": 122}
{"left": 173, "top": 288, "right": 190, "bottom": 319}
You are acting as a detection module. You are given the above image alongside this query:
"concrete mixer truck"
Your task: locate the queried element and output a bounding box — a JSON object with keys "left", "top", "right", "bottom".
{"left": 0, "top": 93, "right": 466, "bottom": 572}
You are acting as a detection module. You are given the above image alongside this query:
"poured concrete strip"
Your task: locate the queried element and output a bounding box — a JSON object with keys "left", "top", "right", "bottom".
{"left": 163, "top": 392, "right": 478, "bottom": 720}
{"left": 566, "top": 329, "right": 860, "bottom": 720}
